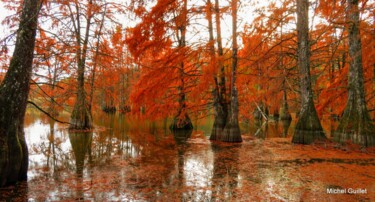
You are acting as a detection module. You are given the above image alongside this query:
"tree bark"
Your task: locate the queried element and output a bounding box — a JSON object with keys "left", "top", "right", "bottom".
{"left": 89, "top": 4, "right": 107, "bottom": 116}
{"left": 221, "top": 0, "right": 242, "bottom": 142}
{"left": 170, "top": 0, "right": 193, "bottom": 130}
{"left": 292, "top": 0, "right": 326, "bottom": 144}
{"left": 280, "top": 79, "right": 292, "bottom": 120}
{"left": 0, "top": 0, "right": 41, "bottom": 187}
{"left": 69, "top": 0, "right": 93, "bottom": 130}
{"left": 279, "top": 22, "right": 291, "bottom": 121}
{"left": 209, "top": 0, "right": 229, "bottom": 141}
{"left": 334, "top": 0, "right": 375, "bottom": 147}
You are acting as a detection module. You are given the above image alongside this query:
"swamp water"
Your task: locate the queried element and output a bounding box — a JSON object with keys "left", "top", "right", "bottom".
{"left": 0, "top": 112, "right": 374, "bottom": 201}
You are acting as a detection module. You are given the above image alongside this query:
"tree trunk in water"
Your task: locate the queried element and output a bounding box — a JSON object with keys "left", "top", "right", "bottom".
{"left": 0, "top": 0, "right": 41, "bottom": 187}
{"left": 292, "top": 0, "right": 326, "bottom": 144}
{"left": 70, "top": 1, "right": 93, "bottom": 130}
{"left": 280, "top": 79, "right": 292, "bottom": 120}
{"left": 207, "top": 0, "right": 227, "bottom": 140}
{"left": 170, "top": 64, "right": 193, "bottom": 130}
{"left": 102, "top": 87, "right": 116, "bottom": 113}
{"left": 216, "top": 0, "right": 228, "bottom": 132}
{"left": 373, "top": 14, "right": 375, "bottom": 121}
{"left": 70, "top": 62, "right": 93, "bottom": 129}
{"left": 170, "top": 0, "right": 193, "bottom": 130}
{"left": 211, "top": 87, "right": 227, "bottom": 140}
{"left": 334, "top": 0, "right": 375, "bottom": 147}
{"left": 221, "top": 0, "right": 242, "bottom": 143}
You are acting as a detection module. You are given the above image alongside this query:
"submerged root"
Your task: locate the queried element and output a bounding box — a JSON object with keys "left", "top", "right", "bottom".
{"left": 293, "top": 129, "right": 326, "bottom": 145}
{"left": 334, "top": 131, "right": 375, "bottom": 147}
{"left": 221, "top": 121, "right": 242, "bottom": 143}
{"left": 292, "top": 100, "right": 326, "bottom": 144}
{"left": 170, "top": 113, "right": 193, "bottom": 130}
{"left": 69, "top": 107, "right": 93, "bottom": 130}
{"left": 334, "top": 97, "right": 375, "bottom": 147}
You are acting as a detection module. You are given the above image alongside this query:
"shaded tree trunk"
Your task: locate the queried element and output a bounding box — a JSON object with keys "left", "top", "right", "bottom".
{"left": 292, "top": 0, "right": 326, "bottom": 144}
{"left": 170, "top": 0, "right": 193, "bottom": 130}
{"left": 70, "top": 60, "right": 93, "bottom": 129}
{"left": 0, "top": 0, "right": 41, "bottom": 187}
{"left": 101, "top": 87, "right": 116, "bottom": 113}
{"left": 70, "top": 0, "right": 94, "bottom": 130}
{"left": 88, "top": 4, "right": 107, "bottom": 116}
{"left": 221, "top": 0, "right": 242, "bottom": 142}
{"left": 280, "top": 79, "right": 292, "bottom": 120}
{"left": 334, "top": 0, "right": 375, "bottom": 147}
{"left": 372, "top": 15, "right": 375, "bottom": 120}
{"left": 46, "top": 63, "right": 59, "bottom": 117}
{"left": 209, "top": 0, "right": 228, "bottom": 141}
{"left": 279, "top": 22, "right": 291, "bottom": 121}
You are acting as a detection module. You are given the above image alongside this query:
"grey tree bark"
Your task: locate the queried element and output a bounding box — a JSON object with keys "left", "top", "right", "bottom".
{"left": 334, "top": 0, "right": 375, "bottom": 147}
{"left": 280, "top": 79, "right": 292, "bottom": 120}
{"left": 69, "top": 0, "right": 93, "bottom": 130}
{"left": 221, "top": 0, "right": 242, "bottom": 142}
{"left": 292, "top": 0, "right": 326, "bottom": 144}
{"left": 89, "top": 4, "right": 107, "bottom": 116}
{"left": 0, "top": 0, "right": 41, "bottom": 187}
{"left": 209, "top": 0, "right": 229, "bottom": 141}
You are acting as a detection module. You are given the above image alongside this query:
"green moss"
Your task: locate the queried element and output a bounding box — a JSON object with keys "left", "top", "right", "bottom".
{"left": 221, "top": 119, "right": 242, "bottom": 143}
{"left": 292, "top": 100, "right": 326, "bottom": 144}
{"left": 4, "top": 122, "right": 23, "bottom": 185}
{"left": 334, "top": 99, "right": 375, "bottom": 147}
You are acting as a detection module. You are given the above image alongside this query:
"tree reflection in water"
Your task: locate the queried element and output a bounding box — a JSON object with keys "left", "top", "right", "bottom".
{"left": 254, "top": 119, "right": 293, "bottom": 139}
{"left": 211, "top": 143, "right": 240, "bottom": 201}
{"left": 0, "top": 113, "right": 374, "bottom": 201}
{"left": 69, "top": 131, "right": 92, "bottom": 200}
{"left": 173, "top": 129, "right": 192, "bottom": 200}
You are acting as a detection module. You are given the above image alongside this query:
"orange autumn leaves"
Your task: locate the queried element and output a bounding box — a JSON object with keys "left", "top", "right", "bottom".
{"left": 0, "top": 0, "right": 374, "bottom": 121}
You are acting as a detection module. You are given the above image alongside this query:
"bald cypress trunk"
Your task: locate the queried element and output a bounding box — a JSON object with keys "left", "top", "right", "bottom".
{"left": 207, "top": 0, "right": 227, "bottom": 140}
{"left": 334, "top": 0, "right": 375, "bottom": 147}
{"left": 0, "top": 0, "right": 41, "bottom": 187}
{"left": 170, "top": 0, "right": 193, "bottom": 130}
{"left": 221, "top": 0, "right": 242, "bottom": 143}
{"left": 292, "top": 0, "right": 326, "bottom": 144}
{"left": 280, "top": 79, "right": 292, "bottom": 120}
{"left": 69, "top": 1, "right": 93, "bottom": 130}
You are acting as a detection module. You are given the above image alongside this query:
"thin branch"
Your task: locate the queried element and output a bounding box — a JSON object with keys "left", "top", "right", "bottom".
{"left": 30, "top": 80, "right": 64, "bottom": 89}
{"left": 27, "top": 101, "right": 70, "bottom": 124}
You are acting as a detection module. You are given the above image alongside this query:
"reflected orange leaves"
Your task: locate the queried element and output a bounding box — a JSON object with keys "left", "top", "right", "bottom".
{"left": 1, "top": 128, "right": 374, "bottom": 201}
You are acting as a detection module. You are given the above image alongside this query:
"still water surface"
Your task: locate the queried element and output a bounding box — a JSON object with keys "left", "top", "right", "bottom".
{"left": 1, "top": 112, "right": 374, "bottom": 201}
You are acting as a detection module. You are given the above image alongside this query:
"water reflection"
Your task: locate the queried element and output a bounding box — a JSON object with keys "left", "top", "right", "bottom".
{"left": 173, "top": 129, "right": 192, "bottom": 145}
{"left": 46, "top": 120, "right": 57, "bottom": 173}
{"left": 211, "top": 144, "right": 240, "bottom": 201}
{"left": 173, "top": 129, "right": 192, "bottom": 199}
{"left": 69, "top": 132, "right": 92, "bottom": 201}
{"left": 69, "top": 132, "right": 92, "bottom": 176}
{"left": 1, "top": 113, "right": 371, "bottom": 201}
{"left": 253, "top": 119, "right": 292, "bottom": 138}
